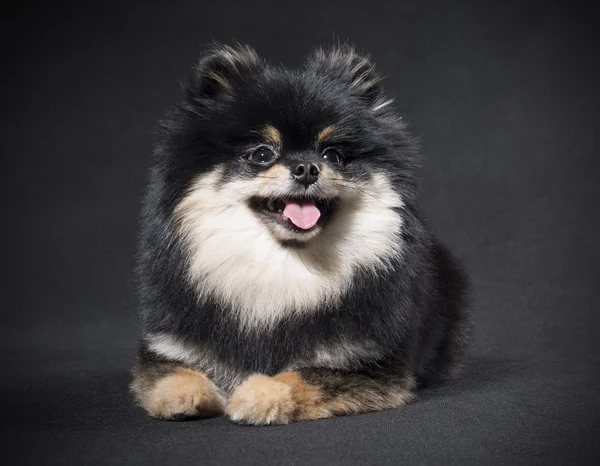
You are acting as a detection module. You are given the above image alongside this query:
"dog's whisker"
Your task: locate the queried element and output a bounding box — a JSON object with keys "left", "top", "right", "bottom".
{"left": 330, "top": 182, "right": 392, "bottom": 207}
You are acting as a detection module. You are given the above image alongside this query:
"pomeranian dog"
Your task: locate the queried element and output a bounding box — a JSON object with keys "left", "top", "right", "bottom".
{"left": 131, "top": 43, "right": 471, "bottom": 425}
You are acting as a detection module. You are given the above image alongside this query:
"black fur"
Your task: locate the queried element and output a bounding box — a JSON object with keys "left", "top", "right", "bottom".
{"left": 133, "top": 43, "right": 471, "bottom": 411}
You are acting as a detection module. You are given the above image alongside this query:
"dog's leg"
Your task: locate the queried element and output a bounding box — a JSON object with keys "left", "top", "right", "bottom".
{"left": 131, "top": 357, "right": 225, "bottom": 421}
{"left": 225, "top": 368, "right": 415, "bottom": 425}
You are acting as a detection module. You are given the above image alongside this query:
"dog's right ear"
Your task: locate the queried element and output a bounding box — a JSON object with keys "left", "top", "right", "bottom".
{"left": 185, "top": 43, "right": 263, "bottom": 100}
{"left": 306, "top": 44, "right": 385, "bottom": 108}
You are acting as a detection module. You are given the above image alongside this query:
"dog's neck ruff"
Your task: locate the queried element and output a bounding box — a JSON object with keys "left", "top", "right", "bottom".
{"left": 174, "top": 167, "right": 404, "bottom": 329}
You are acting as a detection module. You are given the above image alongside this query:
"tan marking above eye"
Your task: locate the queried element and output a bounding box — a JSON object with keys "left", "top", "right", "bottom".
{"left": 317, "top": 126, "right": 335, "bottom": 145}
{"left": 261, "top": 125, "right": 281, "bottom": 147}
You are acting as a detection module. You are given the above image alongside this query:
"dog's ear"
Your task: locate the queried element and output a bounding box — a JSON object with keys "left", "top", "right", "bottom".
{"left": 307, "top": 45, "right": 384, "bottom": 106}
{"left": 186, "top": 43, "right": 263, "bottom": 100}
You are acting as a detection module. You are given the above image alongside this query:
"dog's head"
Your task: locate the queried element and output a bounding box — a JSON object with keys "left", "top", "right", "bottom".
{"left": 154, "top": 44, "right": 420, "bottom": 322}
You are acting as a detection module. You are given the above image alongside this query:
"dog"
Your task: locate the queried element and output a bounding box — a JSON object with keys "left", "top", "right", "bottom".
{"left": 131, "top": 43, "right": 471, "bottom": 425}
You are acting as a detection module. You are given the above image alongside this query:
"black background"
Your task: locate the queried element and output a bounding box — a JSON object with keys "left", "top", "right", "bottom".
{"left": 3, "top": 1, "right": 600, "bottom": 464}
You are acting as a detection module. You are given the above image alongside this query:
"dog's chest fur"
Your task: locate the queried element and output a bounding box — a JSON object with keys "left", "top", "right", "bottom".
{"left": 174, "top": 168, "right": 405, "bottom": 330}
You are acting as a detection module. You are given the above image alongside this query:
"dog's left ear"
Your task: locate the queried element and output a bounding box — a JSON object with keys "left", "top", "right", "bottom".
{"left": 186, "top": 43, "right": 263, "bottom": 100}
{"left": 307, "top": 45, "right": 384, "bottom": 106}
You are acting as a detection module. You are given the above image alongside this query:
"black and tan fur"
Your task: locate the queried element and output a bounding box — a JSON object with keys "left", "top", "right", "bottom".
{"left": 131, "top": 42, "right": 471, "bottom": 425}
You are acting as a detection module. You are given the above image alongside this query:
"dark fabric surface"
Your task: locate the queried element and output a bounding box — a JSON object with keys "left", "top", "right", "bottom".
{"left": 2, "top": 1, "right": 600, "bottom": 464}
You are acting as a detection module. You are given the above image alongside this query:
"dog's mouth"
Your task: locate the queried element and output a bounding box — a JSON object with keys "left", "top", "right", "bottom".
{"left": 249, "top": 196, "right": 338, "bottom": 233}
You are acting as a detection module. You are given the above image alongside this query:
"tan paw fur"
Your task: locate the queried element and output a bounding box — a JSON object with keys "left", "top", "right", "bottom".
{"left": 226, "top": 374, "right": 296, "bottom": 425}
{"left": 142, "top": 368, "right": 225, "bottom": 420}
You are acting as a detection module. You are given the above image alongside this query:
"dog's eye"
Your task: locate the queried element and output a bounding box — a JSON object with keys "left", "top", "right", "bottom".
{"left": 248, "top": 147, "right": 276, "bottom": 165}
{"left": 322, "top": 148, "right": 342, "bottom": 164}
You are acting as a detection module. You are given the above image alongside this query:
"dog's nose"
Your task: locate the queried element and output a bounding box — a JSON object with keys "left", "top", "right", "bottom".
{"left": 292, "top": 163, "right": 320, "bottom": 187}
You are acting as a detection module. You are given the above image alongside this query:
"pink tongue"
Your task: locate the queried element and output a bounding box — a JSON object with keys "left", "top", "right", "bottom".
{"left": 282, "top": 200, "right": 321, "bottom": 229}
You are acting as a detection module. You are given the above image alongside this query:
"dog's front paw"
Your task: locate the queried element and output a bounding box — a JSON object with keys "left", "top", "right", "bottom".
{"left": 226, "top": 374, "right": 296, "bottom": 425}
{"left": 142, "top": 368, "right": 225, "bottom": 420}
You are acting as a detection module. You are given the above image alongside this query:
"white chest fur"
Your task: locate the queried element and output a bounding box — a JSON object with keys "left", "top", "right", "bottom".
{"left": 173, "top": 168, "right": 404, "bottom": 329}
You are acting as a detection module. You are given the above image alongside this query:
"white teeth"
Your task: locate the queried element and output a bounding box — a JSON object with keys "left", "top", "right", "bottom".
{"left": 267, "top": 199, "right": 276, "bottom": 212}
